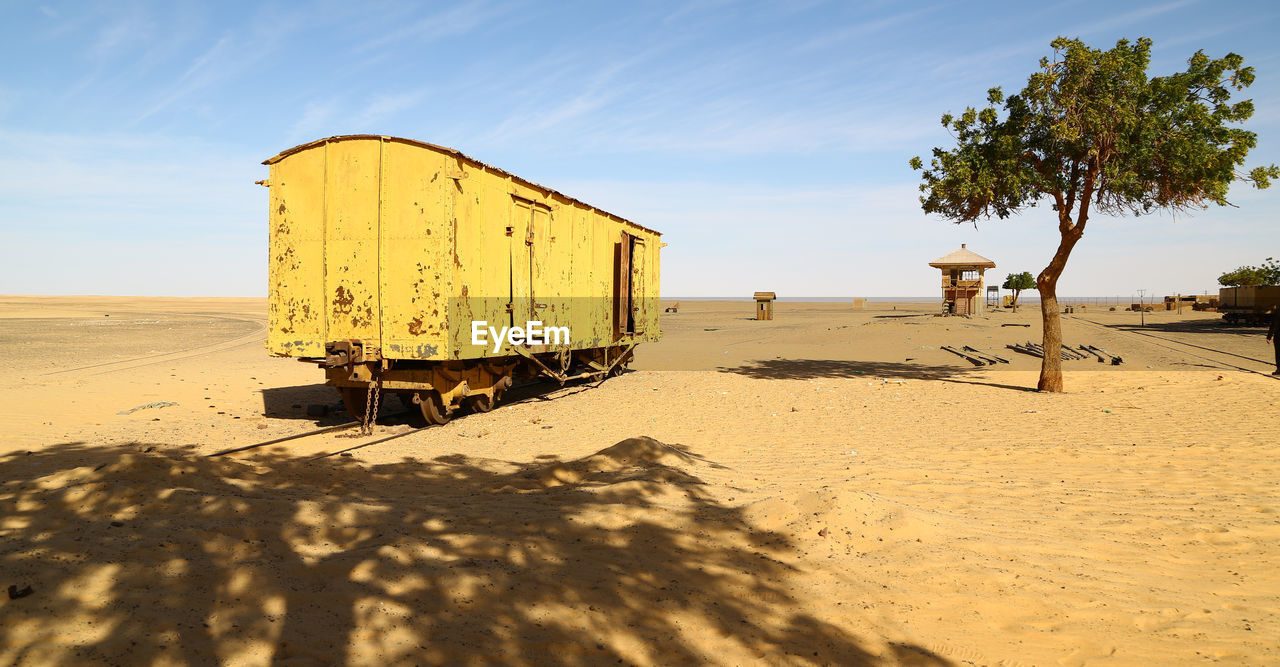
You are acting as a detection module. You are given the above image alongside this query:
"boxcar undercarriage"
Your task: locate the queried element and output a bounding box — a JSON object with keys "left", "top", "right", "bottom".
{"left": 313, "top": 341, "right": 636, "bottom": 425}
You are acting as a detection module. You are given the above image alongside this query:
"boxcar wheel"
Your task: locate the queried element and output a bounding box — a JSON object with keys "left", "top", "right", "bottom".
{"left": 418, "top": 391, "right": 451, "bottom": 425}
{"left": 339, "top": 387, "right": 369, "bottom": 421}
{"left": 465, "top": 393, "right": 495, "bottom": 413}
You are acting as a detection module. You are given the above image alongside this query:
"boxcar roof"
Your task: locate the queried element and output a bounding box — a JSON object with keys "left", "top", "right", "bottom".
{"left": 264, "top": 135, "right": 661, "bottom": 237}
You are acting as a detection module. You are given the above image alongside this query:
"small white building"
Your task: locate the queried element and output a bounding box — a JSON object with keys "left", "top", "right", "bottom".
{"left": 928, "top": 244, "right": 996, "bottom": 316}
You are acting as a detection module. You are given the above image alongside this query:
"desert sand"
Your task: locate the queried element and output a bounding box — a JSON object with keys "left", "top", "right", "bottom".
{"left": 1, "top": 295, "right": 1277, "bottom": 665}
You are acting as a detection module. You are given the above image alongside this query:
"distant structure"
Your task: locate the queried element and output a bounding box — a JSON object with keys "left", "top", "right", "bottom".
{"left": 928, "top": 244, "right": 996, "bottom": 316}
{"left": 754, "top": 292, "right": 776, "bottom": 320}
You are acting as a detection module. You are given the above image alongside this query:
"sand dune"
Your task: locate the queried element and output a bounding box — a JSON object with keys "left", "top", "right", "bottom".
{"left": 1, "top": 297, "right": 1277, "bottom": 664}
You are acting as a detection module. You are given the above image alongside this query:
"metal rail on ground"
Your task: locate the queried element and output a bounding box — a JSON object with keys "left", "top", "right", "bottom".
{"left": 1072, "top": 316, "right": 1277, "bottom": 378}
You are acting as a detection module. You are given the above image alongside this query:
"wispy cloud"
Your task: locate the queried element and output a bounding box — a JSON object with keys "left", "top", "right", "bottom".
{"left": 353, "top": 1, "right": 505, "bottom": 54}
{"left": 797, "top": 6, "right": 937, "bottom": 52}
{"left": 289, "top": 100, "right": 341, "bottom": 142}
{"left": 3, "top": 0, "right": 1274, "bottom": 297}
{"left": 661, "top": 0, "right": 741, "bottom": 25}
{"left": 132, "top": 6, "right": 306, "bottom": 125}
{"left": 350, "top": 90, "right": 429, "bottom": 130}
{"left": 134, "top": 34, "right": 236, "bottom": 123}
{"left": 92, "top": 11, "right": 154, "bottom": 57}
{"left": 0, "top": 85, "right": 17, "bottom": 118}
{"left": 1065, "top": 0, "right": 1197, "bottom": 39}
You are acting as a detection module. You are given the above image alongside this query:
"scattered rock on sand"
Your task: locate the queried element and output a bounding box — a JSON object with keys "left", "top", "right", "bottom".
{"left": 117, "top": 401, "right": 178, "bottom": 415}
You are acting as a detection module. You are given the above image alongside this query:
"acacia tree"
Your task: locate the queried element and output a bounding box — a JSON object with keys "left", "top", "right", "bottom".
{"left": 1002, "top": 271, "right": 1036, "bottom": 312}
{"left": 1218, "top": 257, "right": 1280, "bottom": 286}
{"left": 911, "top": 37, "right": 1278, "bottom": 392}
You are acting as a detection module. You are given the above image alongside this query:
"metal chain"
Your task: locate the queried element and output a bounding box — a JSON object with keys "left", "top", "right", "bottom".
{"left": 341, "top": 379, "right": 381, "bottom": 438}
{"left": 361, "top": 379, "right": 381, "bottom": 436}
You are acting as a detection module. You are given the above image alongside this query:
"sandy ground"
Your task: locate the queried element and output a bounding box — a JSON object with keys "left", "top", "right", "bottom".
{"left": 1, "top": 295, "right": 1277, "bottom": 665}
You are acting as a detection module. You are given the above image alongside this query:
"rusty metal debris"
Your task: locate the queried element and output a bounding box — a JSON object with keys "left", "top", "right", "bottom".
{"left": 1004, "top": 341, "right": 1121, "bottom": 364}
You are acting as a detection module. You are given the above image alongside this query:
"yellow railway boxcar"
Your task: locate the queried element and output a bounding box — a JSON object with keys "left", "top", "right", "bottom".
{"left": 263, "top": 135, "right": 661, "bottom": 424}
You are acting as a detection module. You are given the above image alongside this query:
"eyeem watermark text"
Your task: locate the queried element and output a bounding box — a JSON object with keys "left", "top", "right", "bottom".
{"left": 471, "top": 321, "right": 570, "bottom": 353}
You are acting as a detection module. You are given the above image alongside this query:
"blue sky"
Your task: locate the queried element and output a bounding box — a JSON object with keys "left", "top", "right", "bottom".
{"left": 3, "top": 0, "right": 1278, "bottom": 297}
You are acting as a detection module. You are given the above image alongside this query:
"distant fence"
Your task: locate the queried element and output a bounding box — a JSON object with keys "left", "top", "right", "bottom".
{"left": 1015, "top": 295, "right": 1213, "bottom": 306}
{"left": 1018, "top": 296, "right": 1130, "bottom": 306}
{"left": 668, "top": 295, "right": 1216, "bottom": 305}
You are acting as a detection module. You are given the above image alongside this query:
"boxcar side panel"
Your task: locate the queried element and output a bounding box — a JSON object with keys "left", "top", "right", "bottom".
{"left": 533, "top": 199, "right": 569, "bottom": 336}
{"left": 380, "top": 140, "right": 453, "bottom": 360}
{"left": 594, "top": 215, "right": 620, "bottom": 345}
{"left": 507, "top": 195, "right": 534, "bottom": 347}
{"left": 267, "top": 147, "right": 327, "bottom": 356}
{"left": 552, "top": 200, "right": 580, "bottom": 340}
{"left": 268, "top": 136, "right": 661, "bottom": 363}
{"left": 570, "top": 203, "right": 607, "bottom": 348}
{"left": 324, "top": 140, "right": 382, "bottom": 345}
{"left": 448, "top": 165, "right": 516, "bottom": 359}
{"left": 636, "top": 230, "right": 661, "bottom": 336}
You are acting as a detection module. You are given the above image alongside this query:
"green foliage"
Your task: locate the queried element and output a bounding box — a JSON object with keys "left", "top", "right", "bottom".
{"left": 1002, "top": 271, "right": 1036, "bottom": 311}
{"left": 1218, "top": 257, "right": 1280, "bottom": 286}
{"left": 909, "top": 36, "right": 1278, "bottom": 391}
{"left": 1002, "top": 271, "right": 1037, "bottom": 291}
{"left": 910, "top": 37, "right": 1279, "bottom": 224}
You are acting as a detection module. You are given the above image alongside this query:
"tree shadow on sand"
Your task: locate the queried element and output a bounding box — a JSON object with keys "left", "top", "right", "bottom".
{"left": 720, "top": 359, "right": 1037, "bottom": 393}
{"left": 0, "top": 439, "right": 949, "bottom": 665}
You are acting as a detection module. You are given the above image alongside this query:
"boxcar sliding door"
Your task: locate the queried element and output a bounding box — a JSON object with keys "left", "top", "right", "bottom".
{"left": 510, "top": 198, "right": 533, "bottom": 329}
{"left": 527, "top": 203, "right": 557, "bottom": 332}
{"left": 629, "top": 236, "right": 646, "bottom": 334}
{"left": 614, "top": 231, "right": 645, "bottom": 337}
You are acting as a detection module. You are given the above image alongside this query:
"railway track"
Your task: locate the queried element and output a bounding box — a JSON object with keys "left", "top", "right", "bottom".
{"left": 42, "top": 313, "right": 268, "bottom": 377}
{"left": 209, "top": 377, "right": 601, "bottom": 459}
{"left": 1072, "top": 316, "right": 1277, "bottom": 378}
{"left": 207, "top": 415, "right": 423, "bottom": 459}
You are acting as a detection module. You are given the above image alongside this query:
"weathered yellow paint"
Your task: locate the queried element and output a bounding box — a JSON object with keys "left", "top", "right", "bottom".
{"left": 323, "top": 139, "right": 381, "bottom": 344}
{"left": 265, "top": 135, "right": 662, "bottom": 360}
{"left": 266, "top": 145, "right": 326, "bottom": 356}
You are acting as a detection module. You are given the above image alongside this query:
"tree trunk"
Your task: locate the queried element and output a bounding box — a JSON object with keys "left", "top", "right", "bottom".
{"left": 1036, "top": 230, "right": 1084, "bottom": 392}
{"left": 1037, "top": 289, "right": 1063, "bottom": 391}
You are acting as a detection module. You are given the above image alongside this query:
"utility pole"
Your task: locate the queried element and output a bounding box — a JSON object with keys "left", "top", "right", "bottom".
{"left": 1137, "top": 289, "right": 1147, "bottom": 327}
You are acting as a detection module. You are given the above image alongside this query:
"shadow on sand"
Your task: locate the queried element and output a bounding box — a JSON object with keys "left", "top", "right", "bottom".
{"left": 720, "top": 358, "right": 1037, "bottom": 393}
{"left": 1100, "top": 317, "right": 1266, "bottom": 338}
{"left": 0, "top": 439, "right": 950, "bottom": 665}
{"left": 260, "top": 384, "right": 345, "bottom": 420}
{"left": 261, "top": 377, "right": 603, "bottom": 423}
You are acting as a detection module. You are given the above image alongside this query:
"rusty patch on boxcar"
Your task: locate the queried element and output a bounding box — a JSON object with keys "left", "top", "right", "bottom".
{"left": 408, "top": 317, "right": 425, "bottom": 336}
{"left": 279, "top": 297, "right": 308, "bottom": 334}
{"left": 333, "top": 286, "right": 355, "bottom": 314}
{"left": 351, "top": 304, "right": 375, "bottom": 328}
{"left": 388, "top": 343, "right": 438, "bottom": 358}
